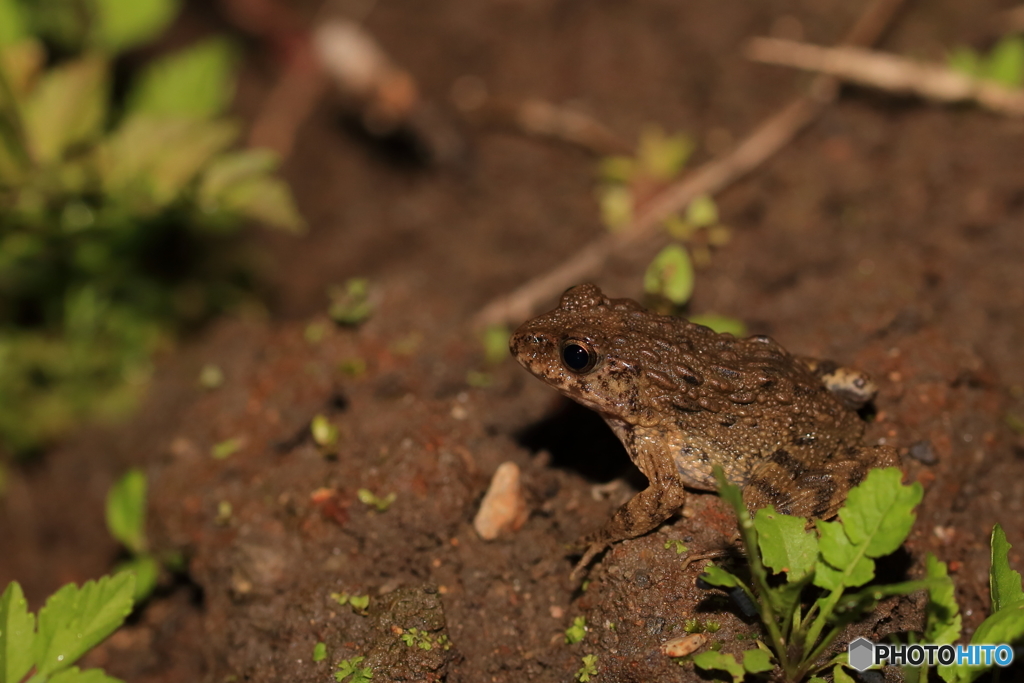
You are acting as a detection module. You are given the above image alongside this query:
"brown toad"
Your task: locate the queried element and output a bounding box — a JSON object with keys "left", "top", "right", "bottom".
{"left": 510, "top": 284, "right": 897, "bottom": 571}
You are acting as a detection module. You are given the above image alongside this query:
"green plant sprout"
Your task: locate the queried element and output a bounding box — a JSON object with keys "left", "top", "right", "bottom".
{"left": 311, "top": 414, "right": 339, "bottom": 448}
{"left": 664, "top": 539, "right": 689, "bottom": 555}
{"left": 211, "top": 437, "right": 243, "bottom": 460}
{"left": 105, "top": 468, "right": 159, "bottom": 601}
{"left": 948, "top": 36, "right": 1024, "bottom": 88}
{"left": 357, "top": 488, "right": 396, "bottom": 512}
{"left": 313, "top": 642, "right": 327, "bottom": 662}
{"left": 698, "top": 466, "right": 936, "bottom": 682}
{"left": 683, "top": 618, "right": 721, "bottom": 634}
{"left": 331, "top": 592, "right": 370, "bottom": 615}
{"left": 576, "top": 654, "right": 599, "bottom": 682}
{"left": 0, "top": 573, "right": 136, "bottom": 683}
{"left": 328, "top": 279, "right": 373, "bottom": 326}
{"left": 564, "top": 616, "right": 587, "bottom": 644}
{"left": 335, "top": 656, "right": 373, "bottom": 683}
{"left": 399, "top": 627, "right": 451, "bottom": 651}
{"left": 0, "top": 0, "right": 304, "bottom": 454}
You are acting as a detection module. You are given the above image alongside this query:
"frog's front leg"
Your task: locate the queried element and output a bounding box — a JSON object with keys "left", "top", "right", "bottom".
{"left": 571, "top": 437, "right": 687, "bottom": 578}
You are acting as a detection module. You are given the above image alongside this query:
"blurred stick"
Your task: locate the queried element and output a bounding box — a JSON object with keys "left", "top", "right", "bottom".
{"left": 747, "top": 38, "right": 1024, "bottom": 117}
{"left": 473, "top": 0, "right": 908, "bottom": 328}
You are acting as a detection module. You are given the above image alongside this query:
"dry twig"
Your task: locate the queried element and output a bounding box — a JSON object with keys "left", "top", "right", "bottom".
{"left": 473, "top": 0, "right": 907, "bottom": 329}
{"left": 747, "top": 38, "right": 1024, "bottom": 117}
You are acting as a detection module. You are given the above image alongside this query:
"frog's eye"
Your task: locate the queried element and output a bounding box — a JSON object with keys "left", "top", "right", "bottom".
{"left": 561, "top": 340, "right": 597, "bottom": 373}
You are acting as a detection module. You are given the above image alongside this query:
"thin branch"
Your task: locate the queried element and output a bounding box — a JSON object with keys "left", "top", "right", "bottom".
{"left": 473, "top": 0, "right": 908, "bottom": 329}
{"left": 747, "top": 37, "right": 1024, "bottom": 117}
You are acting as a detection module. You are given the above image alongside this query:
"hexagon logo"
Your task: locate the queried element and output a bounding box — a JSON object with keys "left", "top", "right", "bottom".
{"left": 848, "top": 637, "right": 875, "bottom": 672}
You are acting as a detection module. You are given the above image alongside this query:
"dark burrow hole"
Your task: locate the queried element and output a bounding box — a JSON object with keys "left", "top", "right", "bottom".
{"left": 515, "top": 398, "right": 646, "bottom": 489}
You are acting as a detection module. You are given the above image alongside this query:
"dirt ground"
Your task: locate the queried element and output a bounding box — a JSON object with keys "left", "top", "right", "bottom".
{"left": 3, "top": 0, "right": 1024, "bottom": 681}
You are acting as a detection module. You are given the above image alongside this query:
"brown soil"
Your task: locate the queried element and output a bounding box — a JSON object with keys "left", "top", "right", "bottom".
{"left": 3, "top": 0, "right": 1024, "bottom": 681}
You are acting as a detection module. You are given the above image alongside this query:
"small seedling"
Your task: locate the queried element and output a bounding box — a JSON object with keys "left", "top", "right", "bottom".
{"left": 216, "top": 500, "right": 233, "bottom": 524}
{"left": 339, "top": 358, "right": 367, "bottom": 378}
{"left": 357, "top": 488, "right": 396, "bottom": 512}
{"left": 313, "top": 642, "right": 327, "bottom": 662}
{"left": 698, "top": 466, "right": 935, "bottom": 682}
{"left": 331, "top": 592, "right": 371, "bottom": 615}
{"left": 328, "top": 278, "right": 373, "bottom": 326}
{"left": 335, "top": 656, "right": 374, "bottom": 682}
{"left": 198, "top": 363, "right": 225, "bottom": 389}
{"left": 645, "top": 244, "right": 694, "bottom": 305}
{"left": 399, "top": 627, "right": 451, "bottom": 651}
{"left": 0, "top": 573, "right": 136, "bottom": 683}
{"left": 576, "top": 654, "right": 599, "bottom": 682}
{"left": 481, "top": 325, "right": 511, "bottom": 365}
{"left": 211, "top": 437, "right": 243, "bottom": 460}
{"left": 565, "top": 616, "right": 588, "bottom": 644}
{"left": 106, "top": 469, "right": 160, "bottom": 601}
{"left": 311, "top": 414, "right": 339, "bottom": 448}
{"left": 664, "top": 539, "right": 689, "bottom": 554}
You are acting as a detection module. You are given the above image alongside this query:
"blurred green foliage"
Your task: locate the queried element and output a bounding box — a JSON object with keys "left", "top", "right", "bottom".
{"left": 948, "top": 36, "right": 1024, "bottom": 88}
{"left": 0, "top": 0, "right": 305, "bottom": 454}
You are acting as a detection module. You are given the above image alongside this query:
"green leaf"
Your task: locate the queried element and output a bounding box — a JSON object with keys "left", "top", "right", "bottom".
{"left": 33, "top": 574, "right": 135, "bottom": 676}
{"left": 310, "top": 414, "right": 338, "bottom": 447}
{"left": 685, "top": 194, "right": 719, "bottom": 228}
{"left": 105, "top": 469, "right": 147, "bottom": 554}
{"left": 313, "top": 642, "right": 327, "bottom": 662}
{"left": 701, "top": 564, "right": 743, "bottom": 589}
{"left": 687, "top": 314, "right": 746, "bottom": 337}
{"left": 115, "top": 555, "right": 159, "bottom": 603}
{"left": 90, "top": 0, "right": 179, "bottom": 53}
{"left": 0, "top": 581, "right": 35, "bottom": 683}
{"left": 198, "top": 148, "right": 278, "bottom": 202}
{"left": 565, "top": 616, "right": 587, "bottom": 644}
{"left": 742, "top": 648, "right": 774, "bottom": 673}
{"left": 328, "top": 279, "right": 372, "bottom": 326}
{"left": 942, "top": 602, "right": 1024, "bottom": 683}
{"left": 838, "top": 467, "right": 922, "bottom": 557}
{"left": 971, "top": 600, "right": 1024, "bottom": 646}
{"left": 597, "top": 155, "right": 635, "bottom": 184}
{"left": 637, "top": 126, "right": 693, "bottom": 181}
{"left": 753, "top": 506, "right": 817, "bottom": 581}
{"left": 597, "top": 185, "right": 633, "bottom": 231}
{"left": 692, "top": 650, "right": 745, "bottom": 683}
{"left": 833, "top": 664, "right": 857, "bottom": 683}
{"left": 990, "top": 524, "right": 1024, "bottom": 613}
{"left": 0, "top": 0, "right": 28, "bottom": 46}
{"left": 127, "top": 37, "right": 238, "bottom": 119}
{"left": 215, "top": 173, "right": 306, "bottom": 233}
{"left": 983, "top": 36, "right": 1024, "bottom": 88}
{"left": 98, "top": 116, "right": 239, "bottom": 208}
{"left": 644, "top": 244, "right": 694, "bottom": 305}
{"left": 814, "top": 520, "right": 875, "bottom": 590}
{"left": 47, "top": 667, "right": 125, "bottom": 683}
{"left": 925, "top": 553, "right": 962, "bottom": 645}
{"left": 211, "top": 437, "right": 243, "bottom": 460}
{"left": 23, "top": 56, "right": 108, "bottom": 163}
{"left": 480, "top": 325, "right": 510, "bottom": 365}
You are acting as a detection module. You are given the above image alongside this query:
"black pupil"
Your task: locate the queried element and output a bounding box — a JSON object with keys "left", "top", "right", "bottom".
{"left": 562, "top": 344, "right": 591, "bottom": 371}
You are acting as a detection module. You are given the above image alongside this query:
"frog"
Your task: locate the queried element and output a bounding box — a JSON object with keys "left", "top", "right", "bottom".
{"left": 509, "top": 283, "right": 898, "bottom": 574}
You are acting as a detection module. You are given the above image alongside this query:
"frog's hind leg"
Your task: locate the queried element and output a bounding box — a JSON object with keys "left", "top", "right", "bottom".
{"left": 798, "top": 357, "right": 878, "bottom": 410}
{"left": 741, "top": 445, "right": 896, "bottom": 520}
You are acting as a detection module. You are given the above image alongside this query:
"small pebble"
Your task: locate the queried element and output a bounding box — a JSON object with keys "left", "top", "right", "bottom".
{"left": 908, "top": 440, "right": 938, "bottom": 465}
{"left": 661, "top": 633, "right": 706, "bottom": 657}
{"left": 473, "top": 462, "right": 529, "bottom": 540}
